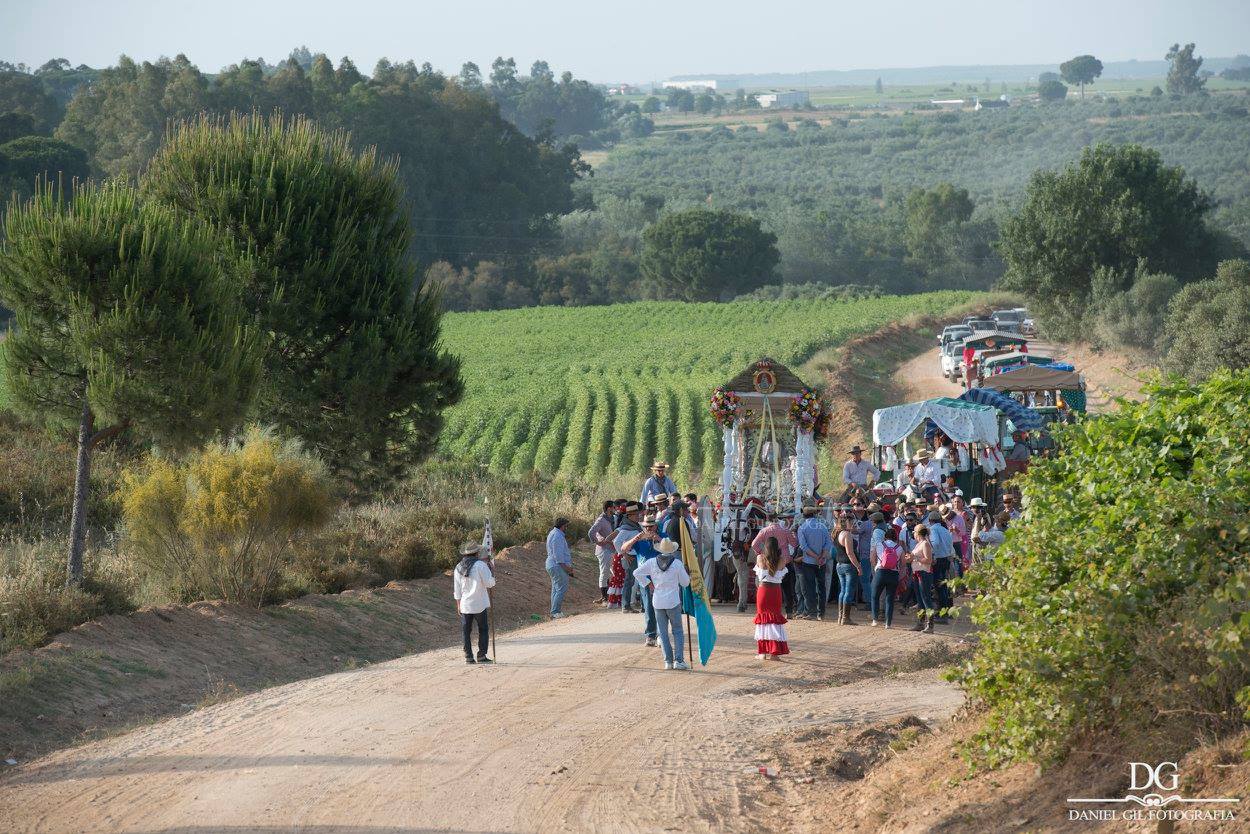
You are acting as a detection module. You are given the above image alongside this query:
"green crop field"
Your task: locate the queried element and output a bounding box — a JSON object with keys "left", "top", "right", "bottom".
{"left": 437, "top": 291, "right": 974, "bottom": 482}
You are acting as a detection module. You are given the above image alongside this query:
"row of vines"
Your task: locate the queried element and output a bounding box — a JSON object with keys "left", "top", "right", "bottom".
{"left": 437, "top": 292, "right": 975, "bottom": 483}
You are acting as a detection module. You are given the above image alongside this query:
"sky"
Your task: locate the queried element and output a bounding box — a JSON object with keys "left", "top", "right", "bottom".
{"left": 2, "top": 0, "right": 1248, "bottom": 83}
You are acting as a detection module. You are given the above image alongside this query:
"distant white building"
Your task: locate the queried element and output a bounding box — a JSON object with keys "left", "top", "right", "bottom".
{"left": 662, "top": 79, "right": 740, "bottom": 93}
{"left": 930, "top": 99, "right": 967, "bottom": 108}
{"left": 756, "top": 90, "right": 810, "bottom": 109}
{"left": 974, "top": 96, "right": 1010, "bottom": 111}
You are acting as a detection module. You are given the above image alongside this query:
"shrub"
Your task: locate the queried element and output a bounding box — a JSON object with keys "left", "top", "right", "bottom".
{"left": 1163, "top": 258, "right": 1250, "bottom": 378}
{"left": 0, "top": 538, "right": 138, "bottom": 653}
{"left": 1092, "top": 267, "right": 1180, "bottom": 353}
{"left": 119, "top": 428, "right": 335, "bottom": 606}
{"left": 955, "top": 371, "right": 1250, "bottom": 767}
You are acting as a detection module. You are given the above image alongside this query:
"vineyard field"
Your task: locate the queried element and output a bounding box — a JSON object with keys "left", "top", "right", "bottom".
{"left": 438, "top": 291, "right": 975, "bottom": 483}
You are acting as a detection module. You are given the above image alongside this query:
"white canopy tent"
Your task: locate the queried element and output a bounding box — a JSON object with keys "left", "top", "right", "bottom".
{"left": 872, "top": 397, "right": 999, "bottom": 447}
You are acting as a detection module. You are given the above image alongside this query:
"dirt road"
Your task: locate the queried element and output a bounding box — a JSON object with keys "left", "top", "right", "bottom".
{"left": 1, "top": 606, "right": 968, "bottom": 833}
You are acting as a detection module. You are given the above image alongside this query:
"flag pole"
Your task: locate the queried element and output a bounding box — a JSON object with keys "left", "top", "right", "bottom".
{"left": 683, "top": 520, "right": 694, "bottom": 666}
{"left": 485, "top": 496, "right": 497, "bottom": 662}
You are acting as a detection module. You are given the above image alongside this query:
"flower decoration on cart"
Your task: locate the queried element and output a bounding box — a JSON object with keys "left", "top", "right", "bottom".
{"left": 789, "top": 386, "right": 830, "bottom": 439}
{"left": 709, "top": 386, "right": 742, "bottom": 428}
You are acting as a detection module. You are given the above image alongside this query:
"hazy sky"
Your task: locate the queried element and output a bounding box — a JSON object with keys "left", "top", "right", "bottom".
{"left": 3, "top": 0, "right": 1248, "bottom": 82}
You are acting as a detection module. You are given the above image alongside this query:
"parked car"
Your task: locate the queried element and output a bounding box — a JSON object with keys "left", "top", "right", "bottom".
{"left": 940, "top": 341, "right": 964, "bottom": 380}
{"left": 991, "top": 309, "right": 1024, "bottom": 334}
{"left": 939, "top": 324, "right": 973, "bottom": 347}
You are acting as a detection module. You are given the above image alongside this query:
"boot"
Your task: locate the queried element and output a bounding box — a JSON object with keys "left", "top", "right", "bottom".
{"left": 836, "top": 603, "right": 845, "bottom": 625}
{"left": 843, "top": 604, "right": 857, "bottom": 626}
{"left": 923, "top": 616, "right": 935, "bottom": 634}
{"left": 911, "top": 614, "right": 926, "bottom": 632}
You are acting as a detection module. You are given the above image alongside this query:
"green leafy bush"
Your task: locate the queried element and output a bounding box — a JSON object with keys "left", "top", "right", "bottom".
{"left": 1163, "top": 259, "right": 1250, "bottom": 378}
{"left": 119, "top": 428, "right": 335, "bottom": 606}
{"left": 955, "top": 371, "right": 1250, "bottom": 766}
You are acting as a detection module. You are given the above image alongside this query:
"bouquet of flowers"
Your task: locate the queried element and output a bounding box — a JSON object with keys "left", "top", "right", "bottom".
{"left": 709, "top": 386, "right": 741, "bottom": 428}
{"left": 790, "top": 387, "right": 828, "bottom": 438}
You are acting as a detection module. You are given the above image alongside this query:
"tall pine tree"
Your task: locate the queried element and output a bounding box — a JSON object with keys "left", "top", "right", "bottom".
{"left": 0, "top": 181, "right": 261, "bottom": 585}
{"left": 141, "top": 113, "right": 463, "bottom": 488}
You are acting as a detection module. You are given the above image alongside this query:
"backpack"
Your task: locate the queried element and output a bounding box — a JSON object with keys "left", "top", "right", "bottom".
{"left": 879, "top": 541, "right": 902, "bottom": 571}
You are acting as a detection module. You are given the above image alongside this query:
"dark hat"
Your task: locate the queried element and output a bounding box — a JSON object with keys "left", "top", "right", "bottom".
{"left": 849, "top": 445, "right": 864, "bottom": 454}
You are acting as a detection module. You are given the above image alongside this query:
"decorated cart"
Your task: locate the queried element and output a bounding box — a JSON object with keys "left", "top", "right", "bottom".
{"left": 871, "top": 397, "right": 1004, "bottom": 505}
{"left": 710, "top": 358, "right": 828, "bottom": 515}
{"left": 980, "top": 364, "right": 1087, "bottom": 414}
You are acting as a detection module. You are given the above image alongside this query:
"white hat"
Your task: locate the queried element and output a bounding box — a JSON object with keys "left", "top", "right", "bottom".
{"left": 954, "top": 489, "right": 964, "bottom": 496}
{"left": 656, "top": 538, "right": 680, "bottom": 554}
{"left": 969, "top": 497, "right": 987, "bottom": 507}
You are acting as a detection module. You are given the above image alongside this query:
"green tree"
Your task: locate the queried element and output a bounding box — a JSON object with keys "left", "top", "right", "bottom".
{"left": 640, "top": 208, "right": 779, "bottom": 301}
{"left": 0, "top": 181, "right": 261, "bottom": 586}
{"left": 1163, "top": 259, "right": 1250, "bottom": 377}
{"left": 141, "top": 114, "right": 464, "bottom": 488}
{"left": 0, "top": 70, "right": 62, "bottom": 133}
{"left": 875, "top": 77, "right": 883, "bottom": 95}
{"left": 666, "top": 87, "right": 696, "bottom": 112}
{"left": 641, "top": 96, "right": 660, "bottom": 113}
{"left": 998, "top": 144, "right": 1216, "bottom": 334}
{"left": 903, "top": 183, "right": 974, "bottom": 265}
{"left": 1038, "top": 78, "right": 1068, "bottom": 102}
{"left": 1166, "top": 43, "right": 1206, "bottom": 95}
{"left": 1059, "top": 54, "right": 1103, "bottom": 99}
{"left": 0, "top": 136, "right": 92, "bottom": 199}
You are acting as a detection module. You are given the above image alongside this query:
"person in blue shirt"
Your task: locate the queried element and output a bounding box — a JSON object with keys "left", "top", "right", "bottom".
{"left": 795, "top": 502, "right": 833, "bottom": 620}
{"left": 618, "top": 515, "right": 662, "bottom": 646}
{"left": 925, "top": 511, "right": 955, "bottom": 618}
{"left": 640, "top": 461, "right": 677, "bottom": 504}
{"left": 545, "top": 517, "right": 575, "bottom": 619}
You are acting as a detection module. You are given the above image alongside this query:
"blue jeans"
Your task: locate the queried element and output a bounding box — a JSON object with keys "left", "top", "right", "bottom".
{"left": 547, "top": 564, "right": 568, "bottom": 615}
{"left": 641, "top": 585, "right": 658, "bottom": 638}
{"left": 859, "top": 556, "right": 873, "bottom": 603}
{"left": 870, "top": 568, "right": 899, "bottom": 625}
{"left": 913, "top": 569, "right": 936, "bottom": 615}
{"left": 932, "top": 557, "right": 953, "bottom": 612}
{"left": 836, "top": 563, "right": 857, "bottom": 605}
{"left": 655, "top": 604, "right": 684, "bottom": 663}
{"left": 621, "top": 555, "right": 636, "bottom": 608}
{"left": 797, "top": 562, "right": 825, "bottom": 617}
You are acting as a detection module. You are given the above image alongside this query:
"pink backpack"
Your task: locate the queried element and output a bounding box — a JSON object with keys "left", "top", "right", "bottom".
{"left": 879, "top": 541, "right": 902, "bottom": 571}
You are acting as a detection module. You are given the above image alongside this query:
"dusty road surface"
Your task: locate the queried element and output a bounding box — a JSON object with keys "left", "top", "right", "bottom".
{"left": 1, "top": 606, "right": 968, "bottom": 833}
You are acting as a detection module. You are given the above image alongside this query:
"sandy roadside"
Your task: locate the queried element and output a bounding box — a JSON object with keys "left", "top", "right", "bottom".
{"left": 0, "top": 604, "right": 971, "bottom": 834}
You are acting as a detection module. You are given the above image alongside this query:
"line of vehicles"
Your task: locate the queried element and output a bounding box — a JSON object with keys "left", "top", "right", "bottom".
{"left": 938, "top": 307, "right": 1034, "bottom": 381}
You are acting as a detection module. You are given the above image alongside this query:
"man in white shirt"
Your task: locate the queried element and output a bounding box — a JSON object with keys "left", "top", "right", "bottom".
{"left": 842, "top": 445, "right": 880, "bottom": 489}
{"left": 913, "top": 449, "right": 941, "bottom": 486}
{"left": 453, "top": 542, "right": 496, "bottom": 664}
{"left": 633, "top": 538, "right": 692, "bottom": 670}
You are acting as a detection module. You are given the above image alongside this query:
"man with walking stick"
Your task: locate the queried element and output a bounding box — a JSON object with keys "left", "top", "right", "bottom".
{"left": 453, "top": 542, "right": 495, "bottom": 665}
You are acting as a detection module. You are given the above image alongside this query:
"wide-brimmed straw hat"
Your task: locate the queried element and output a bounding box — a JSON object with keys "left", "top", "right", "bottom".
{"left": 915, "top": 449, "right": 932, "bottom": 461}
{"left": 969, "top": 497, "right": 987, "bottom": 508}
{"left": 641, "top": 515, "right": 657, "bottom": 527}
{"left": 656, "top": 538, "right": 680, "bottom": 554}
{"left": 459, "top": 542, "right": 482, "bottom": 556}
{"left": 652, "top": 460, "right": 669, "bottom": 470}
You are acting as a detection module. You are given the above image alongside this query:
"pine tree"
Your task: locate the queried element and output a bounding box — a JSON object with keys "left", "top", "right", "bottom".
{"left": 141, "top": 113, "right": 464, "bottom": 489}
{"left": 0, "top": 181, "right": 261, "bottom": 585}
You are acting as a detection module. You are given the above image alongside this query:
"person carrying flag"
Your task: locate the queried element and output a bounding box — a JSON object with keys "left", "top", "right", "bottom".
{"left": 453, "top": 542, "right": 495, "bottom": 665}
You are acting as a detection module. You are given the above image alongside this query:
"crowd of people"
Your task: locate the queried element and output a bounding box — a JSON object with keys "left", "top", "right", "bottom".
{"left": 514, "top": 459, "right": 1017, "bottom": 668}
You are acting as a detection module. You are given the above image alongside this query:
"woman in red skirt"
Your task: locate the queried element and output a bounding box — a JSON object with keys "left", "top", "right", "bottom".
{"left": 607, "top": 550, "right": 625, "bottom": 608}
{"left": 753, "top": 538, "right": 790, "bottom": 660}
